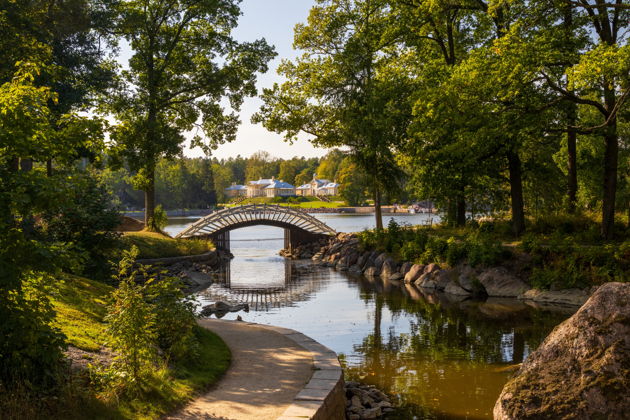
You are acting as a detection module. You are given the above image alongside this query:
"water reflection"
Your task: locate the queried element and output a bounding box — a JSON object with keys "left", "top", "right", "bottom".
{"left": 198, "top": 259, "right": 330, "bottom": 311}
{"left": 343, "top": 276, "right": 569, "bottom": 419}
{"left": 170, "top": 221, "right": 572, "bottom": 420}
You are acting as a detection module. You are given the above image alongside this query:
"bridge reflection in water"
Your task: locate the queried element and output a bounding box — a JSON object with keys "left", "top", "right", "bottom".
{"left": 197, "top": 259, "right": 330, "bottom": 312}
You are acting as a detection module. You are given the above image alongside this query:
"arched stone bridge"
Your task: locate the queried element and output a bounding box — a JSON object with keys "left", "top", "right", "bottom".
{"left": 175, "top": 204, "right": 336, "bottom": 250}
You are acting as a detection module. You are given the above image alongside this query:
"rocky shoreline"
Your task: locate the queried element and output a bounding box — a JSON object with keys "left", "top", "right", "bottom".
{"left": 141, "top": 249, "right": 233, "bottom": 293}
{"left": 284, "top": 233, "right": 592, "bottom": 307}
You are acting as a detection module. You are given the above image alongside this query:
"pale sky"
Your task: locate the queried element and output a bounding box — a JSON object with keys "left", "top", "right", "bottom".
{"left": 119, "top": 0, "right": 328, "bottom": 160}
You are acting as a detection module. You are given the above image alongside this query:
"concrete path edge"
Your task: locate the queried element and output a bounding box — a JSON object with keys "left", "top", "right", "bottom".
{"left": 245, "top": 323, "right": 346, "bottom": 420}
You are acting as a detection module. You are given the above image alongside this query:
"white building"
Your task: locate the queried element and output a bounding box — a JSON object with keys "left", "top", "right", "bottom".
{"left": 224, "top": 183, "right": 247, "bottom": 198}
{"left": 264, "top": 180, "right": 296, "bottom": 197}
{"left": 296, "top": 175, "right": 339, "bottom": 197}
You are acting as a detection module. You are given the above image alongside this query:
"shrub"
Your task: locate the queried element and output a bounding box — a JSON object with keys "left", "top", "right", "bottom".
{"left": 40, "top": 171, "right": 121, "bottom": 279}
{"left": 150, "top": 204, "right": 169, "bottom": 231}
{"left": 106, "top": 249, "right": 158, "bottom": 390}
{"left": 145, "top": 276, "right": 198, "bottom": 361}
{"left": 0, "top": 274, "right": 66, "bottom": 388}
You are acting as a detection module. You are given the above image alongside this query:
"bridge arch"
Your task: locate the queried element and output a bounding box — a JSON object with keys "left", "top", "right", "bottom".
{"left": 175, "top": 204, "right": 336, "bottom": 250}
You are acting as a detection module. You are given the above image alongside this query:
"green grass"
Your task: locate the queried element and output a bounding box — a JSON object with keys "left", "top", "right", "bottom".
{"left": 46, "top": 274, "right": 230, "bottom": 420}
{"left": 117, "top": 326, "right": 230, "bottom": 420}
{"left": 122, "top": 231, "right": 213, "bottom": 259}
{"left": 226, "top": 196, "right": 346, "bottom": 208}
{"left": 52, "top": 274, "right": 113, "bottom": 352}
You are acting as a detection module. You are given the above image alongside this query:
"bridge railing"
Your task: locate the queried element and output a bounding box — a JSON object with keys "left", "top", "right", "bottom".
{"left": 175, "top": 204, "right": 336, "bottom": 239}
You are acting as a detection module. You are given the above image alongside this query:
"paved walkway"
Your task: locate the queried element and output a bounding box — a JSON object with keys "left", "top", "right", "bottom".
{"left": 166, "top": 319, "right": 314, "bottom": 420}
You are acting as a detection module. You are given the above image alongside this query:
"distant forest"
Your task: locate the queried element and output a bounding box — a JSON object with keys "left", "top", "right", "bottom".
{"left": 103, "top": 149, "right": 387, "bottom": 209}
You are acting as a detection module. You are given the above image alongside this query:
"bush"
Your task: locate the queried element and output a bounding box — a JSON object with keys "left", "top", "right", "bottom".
{"left": 101, "top": 247, "right": 200, "bottom": 397}
{"left": 150, "top": 204, "right": 169, "bottom": 231}
{"left": 41, "top": 171, "right": 121, "bottom": 279}
{"left": 523, "top": 235, "right": 629, "bottom": 290}
{"left": 145, "top": 276, "right": 198, "bottom": 361}
{"left": 0, "top": 274, "right": 66, "bottom": 388}
{"left": 105, "top": 250, "right": 158, "bottom": 390}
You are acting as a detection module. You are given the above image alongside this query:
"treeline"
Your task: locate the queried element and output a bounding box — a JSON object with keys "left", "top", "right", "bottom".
{"left": 105, "top": 149, "right": 377, "bottom": 208}
{"left": 254, "top": 0, "right": 629, "bottom": 237}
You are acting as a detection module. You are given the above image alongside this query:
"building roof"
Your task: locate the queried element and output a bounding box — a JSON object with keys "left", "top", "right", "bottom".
{"left": 265, "top": 180, "right": 295, "bottom": 189}
{"left": 249, "top": 178, "right": 274, "bottom": 186}
{"left": 225, "top": 184, "right": 247, "bottom": 191}
{"left": 321, "top": 182, "right": 340, "bottom": 189}
{"left": 297, "top": 184, "right": 311, "bottom": 190}
{"left": 313, "top": 179, "right": 330, "bottom": 187}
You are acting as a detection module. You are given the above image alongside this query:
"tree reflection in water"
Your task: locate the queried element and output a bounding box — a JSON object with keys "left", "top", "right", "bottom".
{"left": 342, "top": 275, "right": 572, "bottom": 420}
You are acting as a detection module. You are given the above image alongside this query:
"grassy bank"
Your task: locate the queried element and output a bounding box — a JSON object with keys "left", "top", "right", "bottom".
{"left": 122, "top": 231, "right": 214, "bottom": 259}
{"left": 361, "top": 214, "right": 630, "bottom": 290}
{"left": 39, "top": 274, "right": 231, "bottom": 420}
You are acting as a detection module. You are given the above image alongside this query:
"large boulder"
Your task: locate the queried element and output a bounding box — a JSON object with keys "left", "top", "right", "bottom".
{"left": 380, "top": 259, "right": 398, "bottom": 280}
{"left": 363, "top": 266, "right": 380, "bottom": 277}
{"left": 374, "top": 253, "right": 388, "bottom": 270}
{"left": 418, "top": 269, "right": 453, "bottom": 290}
{"left": 444, "top": 279, "right": 472, "bottom": 296}
{"left": 400, "top": 262, "right": 412, "bottom": 277}
{"left": 404, "top": 264, "right": 425, "bottom": 283}
{"left": 494, "top": 282, "right": 630, "bottom": 420}
{"left": 478, "top": 267, "right": 528, "bottom": 297}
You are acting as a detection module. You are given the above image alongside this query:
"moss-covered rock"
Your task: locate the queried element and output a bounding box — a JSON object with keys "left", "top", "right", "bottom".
{"left": 494, "top": 282, "right": 630, "bottom": 419}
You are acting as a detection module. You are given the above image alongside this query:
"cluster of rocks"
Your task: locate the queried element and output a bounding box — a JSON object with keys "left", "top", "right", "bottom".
{"left": 141, "top": 249, "right": 233, "bottom": 292}
{"left": 344, "top": 382, "right": 394, "bottom": 419}
{"left": 309, "top": 233, "right": 590, "bottom": 305}
{"left": 279, "top": 238, "right": 330, "bottom": 259}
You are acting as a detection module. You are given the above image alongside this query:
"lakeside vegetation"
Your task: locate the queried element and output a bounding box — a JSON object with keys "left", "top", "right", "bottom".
{"left": 122, "top": 232, "right": 214, "bottom": 259}
{"left": 361, "top": 215, "right": 629, "bottom": 290}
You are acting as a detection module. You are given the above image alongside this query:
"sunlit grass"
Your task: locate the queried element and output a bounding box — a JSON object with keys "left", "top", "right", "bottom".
{"left": 122, "top": 231, "right": 214, "bottom": 259}
{"left": 48, "top": 273, "right": 230, "bottom": 419}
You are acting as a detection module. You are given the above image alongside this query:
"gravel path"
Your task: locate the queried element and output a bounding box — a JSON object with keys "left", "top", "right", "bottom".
{"left": 166, "top": 319, "right": 314, "bottom": 420}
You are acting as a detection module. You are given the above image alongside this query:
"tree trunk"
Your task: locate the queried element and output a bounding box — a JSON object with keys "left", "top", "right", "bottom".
{"left": 374, "top": 181, "right": 383, "bottom": 231}
{"left": 567, "top": 107, "right": 578, "bottom": 213}
{"left": 507, "top": 151, "right": 525, "bottom": 236}
{"left": 601, "top": 128, "right": 618, "bottom": 239}
{"left": 20, "top": 158, "right": 33, "bottom": 172}
{"left": 564, "top": 3, "right": 578, "bottom": 213}
{"left": 456, "top": 193, "right": 466, "bottom": 227}
{"left": 446, "top": 200, "right": 456, "bottom": 227}
{"left": 144, "top": 168, "right": 156, "bottom": 230}
{"left": 600, "top": 82, "right": 618, "bottom": 240}
{"left": 46, "top": 159, "right": 53, "bottom": 176}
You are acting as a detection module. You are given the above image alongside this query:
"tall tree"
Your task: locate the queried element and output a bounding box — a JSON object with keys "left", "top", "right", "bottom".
{"left": 536, "top": 0, "right": 628, "bottom": 238}
{"left": 110, "top": 0, "right": 275, "bottom": 229}
{"left": 254, "top": 0, "right": 412, "bottom": 230}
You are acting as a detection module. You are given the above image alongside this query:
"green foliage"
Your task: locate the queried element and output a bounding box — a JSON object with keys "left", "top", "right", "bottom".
{"left": 149, "top": 204, "right": 168, "bottom": 232}
{"left": 103, "top": 247, "right": 201, "bottom": 398}
{"left": 145, "top": 277, "right": 198, "bottom": 361}
{"left": 359, "top": 220, "right": 507, "bottom": 267}
{"left": 105, "top": 250, "right": 159, "bottom": 391}
{"left": 41, "top": 171, "right": 122, "bottom": 279}
{"left": 0, "top": 274, "right": 67, "bottom": 387}
{"left": 523, "top": 235, "right": 629, "bottom": 290}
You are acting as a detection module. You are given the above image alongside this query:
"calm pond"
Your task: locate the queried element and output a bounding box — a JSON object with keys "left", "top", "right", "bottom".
{"left": 165, "top": 214, "right": 572, "bottom": 420}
